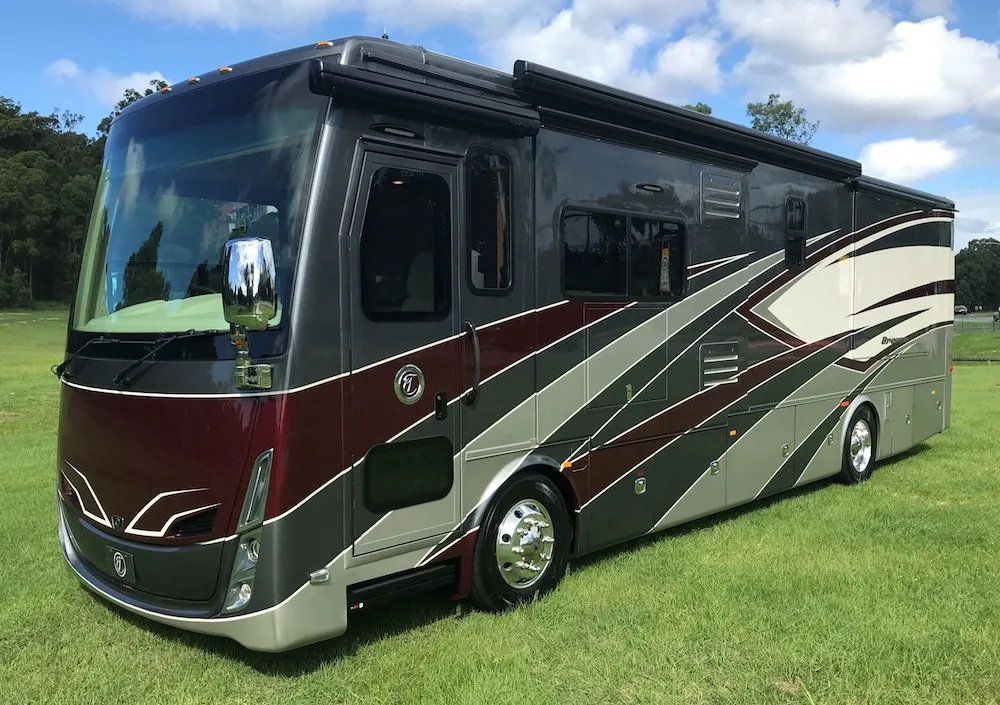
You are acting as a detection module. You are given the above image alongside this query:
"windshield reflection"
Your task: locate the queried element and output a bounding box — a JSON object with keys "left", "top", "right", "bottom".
{"left": 73, "top": 61, "right": 328, "bottom": 335}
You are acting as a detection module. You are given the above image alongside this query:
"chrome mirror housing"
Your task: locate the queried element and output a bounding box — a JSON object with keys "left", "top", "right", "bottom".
{"left": 222, "top": 237, "right": 278, "bottom": 332}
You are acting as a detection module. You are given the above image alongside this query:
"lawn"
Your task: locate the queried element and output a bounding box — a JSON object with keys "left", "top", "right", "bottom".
{"left": 953, "top": 331, "right": 1000, "bottom": 361}
{"left": 2, "top": 309, "right": 999, "bottom": 705}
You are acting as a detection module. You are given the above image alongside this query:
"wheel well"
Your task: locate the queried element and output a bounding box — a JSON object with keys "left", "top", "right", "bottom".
{"left": 860, "top": 400, "right": 880, "bottom": 446}
{"left": 520, "top": 463, "right": 580, "bottom": 554}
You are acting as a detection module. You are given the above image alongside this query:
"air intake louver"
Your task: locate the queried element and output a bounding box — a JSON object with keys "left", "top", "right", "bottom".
{"left": 170, "top": 507, "right": 218, "bottom": 538}
{"left": 700, "top": 341, "right": 743, "bottom": 388}
{"left": 701, "top": 171, "right": 742, "bottom": 220}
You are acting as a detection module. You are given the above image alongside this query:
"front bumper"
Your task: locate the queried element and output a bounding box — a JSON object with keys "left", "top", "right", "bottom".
{"left": 58, "top": 501, "right": 349, "bottom": 652}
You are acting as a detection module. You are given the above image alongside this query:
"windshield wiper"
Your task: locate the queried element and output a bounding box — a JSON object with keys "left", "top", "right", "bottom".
{"left": 112, "top": 329, "right": 219, "bottom": 388}
{"left": 52, "top": 335, "right": 121, "bottom": 379}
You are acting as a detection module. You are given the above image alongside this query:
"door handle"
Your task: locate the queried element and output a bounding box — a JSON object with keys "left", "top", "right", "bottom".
{"left": 463, "top": 320, "right": 480, "bottom": 406}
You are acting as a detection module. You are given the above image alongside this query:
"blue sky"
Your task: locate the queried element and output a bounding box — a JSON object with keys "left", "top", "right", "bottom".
{"left": 4, "top": 0, "right": 999, "bottom": 248}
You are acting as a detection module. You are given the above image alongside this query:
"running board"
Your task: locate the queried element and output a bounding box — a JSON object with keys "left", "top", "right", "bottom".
{"left": 346, "top": 563, "right": 456, "bottom": 613}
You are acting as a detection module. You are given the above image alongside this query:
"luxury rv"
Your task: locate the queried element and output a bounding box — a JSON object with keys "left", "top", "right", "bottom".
{"left": 55, "top": 36, "right": 956, "bottom": 652}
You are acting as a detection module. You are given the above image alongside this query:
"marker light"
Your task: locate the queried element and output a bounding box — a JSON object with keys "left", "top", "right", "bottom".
{"left": 237, "top": 449, "right": 272, "bottom": 533}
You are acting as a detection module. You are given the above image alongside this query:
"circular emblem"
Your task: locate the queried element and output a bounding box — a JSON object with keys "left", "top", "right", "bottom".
{"left": 112, "top": 551, "right": 127, "bottom": 578}
{"left": 394, "top": 364, "right": 425, "bottom": 405}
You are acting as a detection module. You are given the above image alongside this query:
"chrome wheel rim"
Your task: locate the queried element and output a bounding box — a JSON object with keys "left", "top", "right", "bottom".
{"left": 849, "top": 419, "right": 873, "bottom": 473}
{"left": 495, "top": 499, "right": 555, "bottom": 589}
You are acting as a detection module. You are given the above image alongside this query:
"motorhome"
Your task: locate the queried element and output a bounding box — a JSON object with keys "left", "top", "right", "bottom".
{"left": 55, "top": 36, "right": 956, "bottom": 652}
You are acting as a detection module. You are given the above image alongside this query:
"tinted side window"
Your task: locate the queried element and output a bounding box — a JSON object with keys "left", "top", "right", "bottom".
{"left": 785, "top": 196, "right": 807, "bottom": 268}
{"left": 629, "top": 219, "right": 686, "bottom": 297}
{"left": 468, "top": 150, "right": 512, "bottom": 293}
{"left": 364, "top": 436, "right": 454, "bottom": 513}
{"left": 360, "top": 167, "right": 451, "bottom": 320}
{"left": 786, "top": 197, "right": 806, "bottom": 232}
{"left": 562, "top": 211, "right": 627, "bottom": 296}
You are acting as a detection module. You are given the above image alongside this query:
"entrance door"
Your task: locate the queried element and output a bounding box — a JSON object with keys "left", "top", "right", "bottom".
{"left": 348, "top": 146, "right": 463, "bottom": 557}
{"left": 455, "top": 143, "right": 538, "bottom": 508}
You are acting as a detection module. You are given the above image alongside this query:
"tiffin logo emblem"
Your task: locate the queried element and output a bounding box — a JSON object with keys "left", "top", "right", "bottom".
{"left": 394, "top": 364, "right": 425, "bottom": 405}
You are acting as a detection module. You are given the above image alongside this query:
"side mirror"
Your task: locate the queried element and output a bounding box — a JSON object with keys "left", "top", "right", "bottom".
{"left": 222, "top": 237, "right": 278, "bottom": 331}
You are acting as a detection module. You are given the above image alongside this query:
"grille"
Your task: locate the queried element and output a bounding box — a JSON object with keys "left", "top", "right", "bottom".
{"left": 170, "top": 507, "right": 218, "bottom": 538}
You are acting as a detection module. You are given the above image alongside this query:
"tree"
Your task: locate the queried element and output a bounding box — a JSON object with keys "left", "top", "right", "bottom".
{"left": 97, "top": 78, "right": 168, "bottom": 138}
{"left": 955, "top": 238, "right": 1000, "bottom": 311}
{"left": 0, "top": 98, "right": 103, "bottom": 306}
{"left": 746, "top": 93, "right": 819, "bottom": 144}
{"left": 683, "top": 102, "right": 712, "bottom": 115}
{"left": 0, "top": 77, "right": 171, "bottom": 307}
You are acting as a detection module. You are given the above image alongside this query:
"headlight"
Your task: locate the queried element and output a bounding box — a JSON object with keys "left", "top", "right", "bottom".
{"left": 224, "top": 580, "right": 254, "bottom": 613}
{"left": 222, "top": 528, "right": 262, "bottom": 614}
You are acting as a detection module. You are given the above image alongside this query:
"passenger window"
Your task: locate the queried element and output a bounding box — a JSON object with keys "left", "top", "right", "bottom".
{"left": 468, "top": 150, "right": 512, "bottom": 293}
{"left": 562, "top": 210, "right": 627, "bottom": 296}
{"left": 359, "top": 167, "right": 451, "bottom": 320}
{"left": 785, "top": 196, "right": 807, "bottom": 268}
{"left": 629, "top": 219, "right": 687, "bottom": 298}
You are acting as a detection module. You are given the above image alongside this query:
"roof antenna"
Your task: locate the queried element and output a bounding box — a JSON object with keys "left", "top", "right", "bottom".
{"left": 381, "top": 28, "right": 389, "bottom": 40}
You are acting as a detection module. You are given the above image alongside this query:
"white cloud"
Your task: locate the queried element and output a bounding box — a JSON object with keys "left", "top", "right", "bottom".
{"left": 948, "top": 190, "right": 1000, "bottom": 250}
{"left": 734, "top": 16, "right": 1000, "bottom": 132}
{"left": 718, "top": 0, "right": 893, "bottom": 65}
{"left": 97, "top": 0, "right": 723, "bottom": 104}
{"left": 46, "top": 58, "right": 83, "bottom": 79}
{"left": 490, "top": 5, "right": 723, "bottom": 104}
{"left": 492, "top": 10, "right": 652, "bottom": 89}
{"left": 45, "top": 58, "right": 168, "bottom": 107}
{"left": 654, "top": 29, "right": 724, "bottom": 93}
{"left": 571, "top": 0, "right": 710, "bottom": 30}
{"left": 858, "top": 137, "right": 959, "bottom": 183}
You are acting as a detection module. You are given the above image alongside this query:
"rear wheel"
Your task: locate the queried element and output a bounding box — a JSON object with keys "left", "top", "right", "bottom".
{"left": 839, "top": 405, "right": 877, "bottom": 484}
{"left": 469, "top": 472, "right": 571, "bottom": 613}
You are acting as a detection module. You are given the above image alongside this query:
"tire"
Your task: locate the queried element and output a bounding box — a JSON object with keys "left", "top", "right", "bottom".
{"left": 839, "top": 404, "right": 878, "bottom": 484}
{"left": 469, "top": 472, "right": 572, "bottom": 613}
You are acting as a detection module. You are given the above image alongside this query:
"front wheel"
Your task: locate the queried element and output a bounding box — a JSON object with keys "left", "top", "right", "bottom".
{"left": 839, "top": 405, "right": 878, "bottom": 484}
{"left": 469, "top": 472, "right": 571, "bottom": 613}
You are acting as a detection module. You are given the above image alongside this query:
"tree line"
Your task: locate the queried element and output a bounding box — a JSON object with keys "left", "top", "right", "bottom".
{"left": 0, "top": 79, "right": 166, "bottom": 307}
{"left": 1, "top": 79, "right": 991, "bottom": 308}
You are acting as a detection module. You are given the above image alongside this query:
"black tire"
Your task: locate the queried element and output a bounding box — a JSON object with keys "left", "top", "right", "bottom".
{"left": 469, "top": 472, "right": 571, "bottom": 613}
{"left": 839, "top": 404, "right": 878, "bottom": 484}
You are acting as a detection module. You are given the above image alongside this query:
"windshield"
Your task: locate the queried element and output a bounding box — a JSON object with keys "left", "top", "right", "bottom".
{"left": 72, "top": 62, "right": 328, "bottom": 335}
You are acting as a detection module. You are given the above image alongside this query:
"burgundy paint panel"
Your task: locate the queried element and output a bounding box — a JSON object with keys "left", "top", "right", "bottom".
{"left": 128, "top": 491, "right": 216, "bottom": 533}
{"left": 57, "top": 385, "right": 269, "bottom": 544}
{"left": 263, "top": 301, "right": 630, "bottom": 517}
{"left": 57, "top": 301, "right": 646, "bottom": 541}
{"left": 350, "top": 337, "right": 464, "bottom": 457}
{"left": 264, "top": 379, "right": 346, "bottom": 521}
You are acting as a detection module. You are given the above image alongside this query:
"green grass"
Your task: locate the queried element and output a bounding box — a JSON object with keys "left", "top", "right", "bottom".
{"left": 2, "top": 311, "right": 1000, "bottom": 704}
{"left": 953, "top": 331, "right": 1000, "bottom": 360}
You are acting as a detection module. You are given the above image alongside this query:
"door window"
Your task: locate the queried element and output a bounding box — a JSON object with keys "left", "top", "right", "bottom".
{"left": 359, "top": 167, "right": 451, "bottom": 321}
{"left": 467, "top": 150, "right": 513, "bottom": 293}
